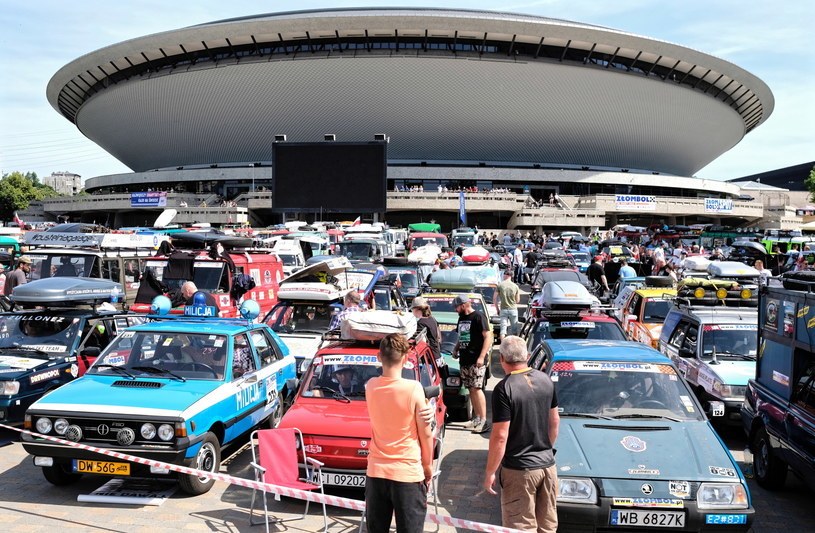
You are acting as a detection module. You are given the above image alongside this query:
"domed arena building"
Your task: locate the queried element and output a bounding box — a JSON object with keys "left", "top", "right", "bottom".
{"left": 40, "top": 7, "right": 785, "bottom": 230}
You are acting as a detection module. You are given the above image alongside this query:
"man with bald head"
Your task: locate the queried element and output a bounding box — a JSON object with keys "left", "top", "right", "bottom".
{"left": 173, "top": 281, "right": 219, "bottom": 310}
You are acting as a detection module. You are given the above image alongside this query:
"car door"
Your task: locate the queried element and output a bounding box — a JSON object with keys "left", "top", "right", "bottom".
{"left": 226, "top": 332, "right": 263, "bottom": 441}
{"left": 624, "top": 293, "right": 642, "bottom": 339}
{"left": 250, "top": 328, "right": 292, "bottom": 419}
{"left": 678, "top": 321, "right": 702, "bottom": 388}
{"left": 785, "top": 358, "right": 815, "bottom": 487}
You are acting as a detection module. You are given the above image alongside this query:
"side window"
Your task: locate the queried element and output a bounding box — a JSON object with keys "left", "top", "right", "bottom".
{"left": 102, "top": 259, "right": 120, "bottom": 282}
{"left": 792, "top": 358, "right": 815, "bottom": 416}
{"left": 528, "top": 344, "right": 545, "bottom": 369}
{"left": 629, "top": 294, "right": 643, "bottom": 317}
{"left": 251, "top": 329, "right": 276, "bottom": 367}
{"left": 668, "top": 320, "right": 689, "bottom": 348}
{"left": 681, "top": 323, "right": 699, "bottom": 354}
{"left": 232, "top": 333, "right": 257, "bottom": 378}
{"left": 124, "top": 259, "right": 141, "bottom": 284}
{"left": 418, "top": 352, "right": 434, "bottom": 387}
{"left": 82, "top": 320, "right": 113, "bottom": 350}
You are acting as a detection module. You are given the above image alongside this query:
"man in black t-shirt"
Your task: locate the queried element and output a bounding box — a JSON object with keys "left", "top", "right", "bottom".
{"left": 587, "top": 255, "right": 609, "bottom": 293}
{"left": 452, "top": 294, "right": 493, "bottom": 434}
{"left": 483, "top": 336, "right": 559, "bottom": 532}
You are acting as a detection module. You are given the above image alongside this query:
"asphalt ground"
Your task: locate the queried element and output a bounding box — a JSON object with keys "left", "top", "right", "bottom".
{"left": 0, "top": 285, "right": 813, "bottom": 531}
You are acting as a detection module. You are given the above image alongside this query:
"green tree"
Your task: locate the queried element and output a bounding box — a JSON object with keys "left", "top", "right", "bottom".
{"left": 0, "top": 172, "right": 38, "bottom": 221}
{"left": 807, "top": 165, "right": 815, "bottom": 202}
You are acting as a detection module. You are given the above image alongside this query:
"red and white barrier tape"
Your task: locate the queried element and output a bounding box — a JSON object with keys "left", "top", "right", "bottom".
{"left": 0, "top": 423, "right": 523, "bottom": 533}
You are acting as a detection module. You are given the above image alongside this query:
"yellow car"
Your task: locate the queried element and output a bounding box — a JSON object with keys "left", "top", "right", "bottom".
{"left": 616, "top": 287, "right": 677, "bottom": 348}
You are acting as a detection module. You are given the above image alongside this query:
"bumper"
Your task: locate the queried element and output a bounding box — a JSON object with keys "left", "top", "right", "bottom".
{"left": 557, "top": 498, "right": 754, "bottom": 532}
{"left": 0, "top": 394, "right": 41, "bottom": 426}
{"left": 443, "top": 388, "right": 468, "bottom": 409}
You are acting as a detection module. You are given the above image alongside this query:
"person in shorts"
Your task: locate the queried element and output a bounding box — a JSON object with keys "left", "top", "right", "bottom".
{"left": 452, "top": 295, "right": 493, "bottom": 433}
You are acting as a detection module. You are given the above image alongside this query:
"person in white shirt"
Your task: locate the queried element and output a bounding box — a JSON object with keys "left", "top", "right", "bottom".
{"left": 512, "top": 246, "right": 524, "bottom": 283}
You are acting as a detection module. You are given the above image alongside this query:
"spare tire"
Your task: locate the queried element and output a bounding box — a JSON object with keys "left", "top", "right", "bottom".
{"left": 645, "top": 276, "right": 674, "bottom": 287}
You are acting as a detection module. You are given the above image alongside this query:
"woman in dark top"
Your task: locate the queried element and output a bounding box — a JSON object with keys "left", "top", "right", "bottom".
{"left": 411, "top": 297, "right": 441, "bottom": 359}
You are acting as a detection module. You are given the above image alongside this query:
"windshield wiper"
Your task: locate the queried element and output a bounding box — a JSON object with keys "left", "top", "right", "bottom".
{"left": 131, "top": 366, "right": 186, "bottom": 382}
{"left": 313, "top": 385, "right": 351, "bottom": 403}
{"left": 94, "top": 364, "right": 136, "bottom": 378}
{"left": 562, "top": 412, "right": 612, "bottom": 420}
{"left": 710, "top": 351, "right": 756, "bottom": 361}
{"left": 612, "top": 413, "right": 682, "bottom": 422}
{"left": 289, "top": 329, "right": 327, "bottom": 335}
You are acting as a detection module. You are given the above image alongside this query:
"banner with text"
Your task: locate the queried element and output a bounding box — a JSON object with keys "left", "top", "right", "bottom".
{"left": 615, "top": 194, "right": 656, "bottom": 211}
{"left": 131, "top": 192, "right": 168, "bottom": 207}
{"left": 705, "top": 198, "right": 733, "bottom": 214}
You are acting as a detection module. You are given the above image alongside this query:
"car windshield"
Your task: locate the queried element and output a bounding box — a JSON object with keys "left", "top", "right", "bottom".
{"left": 265, "top": 302, "right": 337, "bottom": 333}
{"left": 570, "top": 253, "right": 590, "bottom": 263}
{"left": 702, "top": 325, "right": 758, "bottom": 358}
{"left": 28, "top": 253, "right": 97, "bottom": 280}
{"left": 439, "top": 325, "right": 459, "bottom": 354}
{"left": 474, "top": 285, "right": 496, "bottom": 304}
{"left": 278, "top": 254, "right": 299, "bottom": 266}
{"left": 452, "top": 235, "right": 476, "bottom": 247}
{"left": 642, "top": 299, "right": 672, "bottom": 323}
{"left": 336, "top": 242, "right": 374, "bottom": 261}
{"left": 551, "top": 359, "right": 702, "bottom": 421}
{"left": 301, "top": 353, "right": 416, "bottom": 400}
{"left": 388, "top": 270, "right": 418, "bottom": 289}
{"left": 535, "top": 271, "right": 580, "bottom": 286}
{"left": 412, "top": 236, "right": 448, "bottom": 248}
{"left": 0, "top": 314, "right": 83, "bottom": 355}
{"left": 90, "top": 331, "right": 229, "bottom": 380}
{"left": 424, "top": 296, "right": 486, "bottom": 315}
{"left": 603, "top": 245, "right": 633, "bottom": 257}
{"left": 145, "top": 260, "right": 228, "bottom": 293}
{"left": 532, "top": 320, "right": 626, "bottom": 342}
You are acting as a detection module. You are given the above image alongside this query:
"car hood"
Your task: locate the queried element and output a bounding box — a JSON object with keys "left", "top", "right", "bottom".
{"left": 281, "top": 398, "right": 372, "bottom": 438}
{"left": 704, "top": 360, "right": 756, "bottom": 386}
{"left": 643, "top": 323, "right": 663, "bottom": 339}
{"left": 278, "top": 333, "right": 323, "bottom": 361}
{"left": 556, "top": 418, "right": 740, "bottom": 483}
{"left": 0, "top": 353, "right": 59, "bottom": 379}
{"left": 29, "top": 375, "right": 223, "bottom": 416}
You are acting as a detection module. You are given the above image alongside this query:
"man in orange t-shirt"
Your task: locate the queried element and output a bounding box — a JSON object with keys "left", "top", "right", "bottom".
{"left": 365, "top": 333, "right": 434, "bottom": 533}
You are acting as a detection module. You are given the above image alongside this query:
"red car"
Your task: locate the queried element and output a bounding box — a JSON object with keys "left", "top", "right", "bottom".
{"left": 278, "top": 336, "right": 446, "bottom": 489}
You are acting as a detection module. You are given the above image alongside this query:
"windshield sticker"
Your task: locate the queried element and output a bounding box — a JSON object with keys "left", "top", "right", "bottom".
{"left": 621, "top": 436, "right": 647, "bottom": 453}
{"left": 209, "top": 335, "right": 217, "bottom": 340}
{"left": 709, "top": 466, "right": 737, "bottom": 478}
{"left": 320, "top": 354, "right": 381, "bottom": 366}
{"left": 105, "top": 355, "right": 126, "bottom": 366}
{"left": 30, "top": 368, "right": 61, "bottom": 384}
{"left": 703, "top": 325, "right": 757, "bottom": 331}
{"left": 213, "top": 339, "right": 225, "bottom": 348}
{"left": 772, "top": 371, "right": 789, "bottom": 387}
{"left": 679, "top": 395, "right": 695, "bottom": 412}
{"left": 558, "top": 322, "right": 595, "bottom": 328}
{"left": 612, "top": 498, "right": 683, "bottom": 508}
{"left": 162, "top": 338, "right": 173, "bottom": 347}
{"left": 439, "top": 324, "right": 456, "bottom": 331}
{"left": 628, "top": 465, "right": 660, "bottom": 476}
{"left": 121, "top": 331, "right": 135, "bottom": 338}
{"left": 403, "top": 361, "right": 414, "bottom": 370}
{"left": 570, "top": 361, "right": 671, "bottom": 373}
{"left": 669, "top": 481, "right": 691, "bottom": 498}
{"left": 22, "top": 345, "right": 66, "bottom": 353}
{"left": 0, "top": 356, "right": 43, "bottom": 369}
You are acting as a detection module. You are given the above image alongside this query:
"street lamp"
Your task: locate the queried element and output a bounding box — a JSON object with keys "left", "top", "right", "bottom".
{"left": 250, "top": 163, "right": 255, "bottom": 193}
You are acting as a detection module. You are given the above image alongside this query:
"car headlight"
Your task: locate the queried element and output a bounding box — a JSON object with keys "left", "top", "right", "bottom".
{"left": 157, "top": 424, "right": 174, "bottom": 441}
{"left": 557, "top": 477, "right": 598, "bottom": 504}
{"left": 0, "top": 381, "right": 20, "bottom": 395}
{"left": 140, "top": 423, "right": 157, "bottom": 439}
{"left": 53, "top": 418, "right": 69, "bottom": 435}
{"left": 697, "top": 483, "right": 748, "bottom": 509}
{"left": 719, "top": 385, "right": 747, "bottom": 400}
{"left": 446, "top": 377, "right": 461, "bottom": 387}
{"left": 35, "top": 417, "right": 52, "bottom": 434}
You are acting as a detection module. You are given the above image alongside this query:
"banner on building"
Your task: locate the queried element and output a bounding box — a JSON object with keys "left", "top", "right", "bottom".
{"left": 615, "top": 194, "right": 656, "bottom": 211}
{"left": 459, "top": 192, "right": 467, "bottom": 225}
{"left": 705, "top": 198, "right": 733, "bottom": 214}
{"left": 131, "top": 192, "right": 168, "bottom": 207}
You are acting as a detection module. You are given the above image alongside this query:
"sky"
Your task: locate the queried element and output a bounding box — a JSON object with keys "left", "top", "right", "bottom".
{"left": 1, "top": 0, "right": 812, "bottom": 184}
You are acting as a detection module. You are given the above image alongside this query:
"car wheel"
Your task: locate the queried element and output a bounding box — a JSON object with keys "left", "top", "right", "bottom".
{"left": 267, "top": 400, "right": 284, "bottom": 429}
{"left": 42, "top": 463, "right": 82, "bottom": 486}
{"left": 753, "top": 426, "right": 787, "bottom": 489}
{"left": 179, "top": 432, "right": 221, "bottom": 495}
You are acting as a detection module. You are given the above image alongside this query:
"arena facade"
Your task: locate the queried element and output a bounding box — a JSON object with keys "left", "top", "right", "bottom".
{"left": 43, "top": 7, "right": 781, "bottom": 230}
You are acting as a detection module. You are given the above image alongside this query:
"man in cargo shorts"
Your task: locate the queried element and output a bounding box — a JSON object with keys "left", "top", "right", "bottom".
{"left": 483, "top": 336, "right": 559, "bottom": 532}
{"left": 452, "top": 295, "right": 493, "bottom": 433}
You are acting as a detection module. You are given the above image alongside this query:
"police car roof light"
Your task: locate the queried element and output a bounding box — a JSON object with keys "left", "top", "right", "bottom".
{"left": 151, "top": 295, "right": 172, "bottom": 315}
{"left": 239, "top": 299, "right": 261, "bottom": 320}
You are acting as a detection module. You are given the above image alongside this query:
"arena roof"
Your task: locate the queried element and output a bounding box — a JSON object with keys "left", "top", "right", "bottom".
{"left": 48, "top": 7, "right": 773, "bottom": 177}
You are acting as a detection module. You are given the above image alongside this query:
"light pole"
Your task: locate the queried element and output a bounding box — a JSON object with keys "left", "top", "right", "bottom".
{"left": 250, "top": 163, "right": 255, "bottom": 193}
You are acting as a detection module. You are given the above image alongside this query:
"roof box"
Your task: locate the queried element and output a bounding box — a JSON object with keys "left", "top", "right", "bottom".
{"left": 540, "top": 281, "right": 597, "bottom": 309}
{"left": 340, "top": 311, "right": 417, "bottom": 341}
{"left": 683, "top": 256, "right": 710, "bottom": 272}
{"left": 707, "top": 261, "right": 760, "bottom": 278}
{"left": 11, "top": 277, "right": 123, "bottom": 306}
{"left": 408, "top": 244, "right": 442, "bottom": 264}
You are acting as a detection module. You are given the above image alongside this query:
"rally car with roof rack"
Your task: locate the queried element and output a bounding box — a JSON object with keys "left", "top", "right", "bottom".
{"left": 659, "top": 280, "right": 758, "bottom": 422}
{"left": 528, "top": 339, "right": 754, "bottom": 531}
{"left": 0, "top": 278, "right": 142, "bottom": 426}
{"left": 612, "top": 277, "right": 677, "bottom": 348}
{"left": 21, "top": 297, "right": 296, "bottom": 495}
{"left": 277, "top": 312, "right": 446, "bottom": 489}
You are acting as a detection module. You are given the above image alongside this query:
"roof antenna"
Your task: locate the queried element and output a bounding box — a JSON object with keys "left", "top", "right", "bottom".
{"left": 711, "top": 344, "right": 719, "bottom": 365}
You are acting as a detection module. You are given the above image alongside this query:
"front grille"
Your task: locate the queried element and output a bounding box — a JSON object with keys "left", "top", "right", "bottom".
{"left": 43, "top": 416, "right": 176, "bottom": 446}
{"left": 111, "top": 380, "right": 164, "bottom": 389}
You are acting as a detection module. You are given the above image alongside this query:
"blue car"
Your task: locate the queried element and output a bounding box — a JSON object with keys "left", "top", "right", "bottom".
{"left": 22, "top": 301, "right": 297, "bottom": 495}
{"left": 529, "top": 339, "right": 754, "bottom": 531}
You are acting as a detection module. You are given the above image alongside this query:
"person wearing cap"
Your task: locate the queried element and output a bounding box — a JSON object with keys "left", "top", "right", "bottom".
{"left": 452, "top": 294, "right": 493, "bottom": 434}
{"left": 587, "top": 255, "right": 609, "bottom": 293}
{"left": 332, "top": 365, "right": 362, "bottom": 395}
{"left": 411, "top": 297, "right": 440, "bottom": 359}
{"left": 4, "top": 255, "right": 31, "bottom": 295}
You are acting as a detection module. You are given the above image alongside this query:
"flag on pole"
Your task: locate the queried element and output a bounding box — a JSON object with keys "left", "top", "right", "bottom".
{"left": 13, "top": 211, "right": 23, "bottom": 227}
{"left": 352, "top": 216, "right": 361, "bottom": 226}
{"left": 459, "top": 192, "right": 467, "bottom": 226}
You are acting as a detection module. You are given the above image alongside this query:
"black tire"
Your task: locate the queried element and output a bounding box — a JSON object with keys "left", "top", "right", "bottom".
{"left": 42, "top": 463, "right": 82, "bottom": 486}
{"left": 448, "top": 397, "right": 473, "bottom": 422}
{"left": 266, "top": 400, "right": 284, "bottom": 429}
{"left": 178, "top": 432, "right": 221, "bottom": 495}
{"left": 753, "top": 426, "right": 787, "bottom": 489}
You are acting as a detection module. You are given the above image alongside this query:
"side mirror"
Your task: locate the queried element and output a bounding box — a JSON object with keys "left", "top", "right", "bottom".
{"left": 286, "top": 377, "right": 300, "bottom": 392}
{"left": 81, "top": 346, "right": 101, "bottom": 358}
{"left": 424, "top": 385, "right": 441, "bottom": 399}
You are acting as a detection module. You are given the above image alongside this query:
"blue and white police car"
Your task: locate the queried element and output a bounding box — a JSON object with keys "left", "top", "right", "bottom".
{"left": 21, "top": 296, "right": 297, "bottom": 495}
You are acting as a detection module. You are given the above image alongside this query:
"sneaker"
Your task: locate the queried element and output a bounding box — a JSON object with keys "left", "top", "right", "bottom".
{"left": 468, "top": 416, "right": 482, "bottom": 428}
{"left": 473, "top": 419, "right": 491, "bottom": 434}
